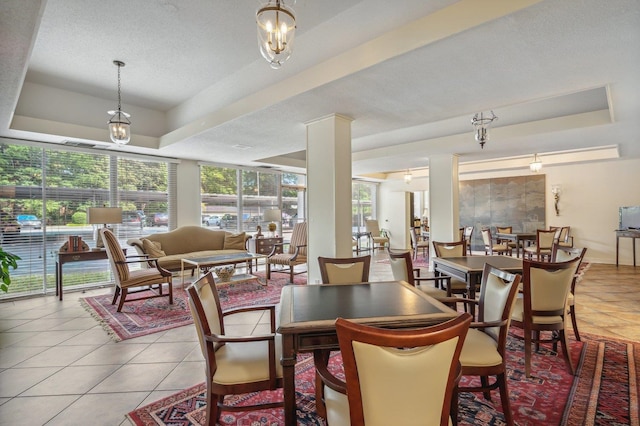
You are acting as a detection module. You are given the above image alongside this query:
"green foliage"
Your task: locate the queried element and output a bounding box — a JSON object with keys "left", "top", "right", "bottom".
{"left": 72, "top": 211, "right": 87, "bottom": 224}
{"left": 0, "top": 247, "right": 21, "bottom": 292}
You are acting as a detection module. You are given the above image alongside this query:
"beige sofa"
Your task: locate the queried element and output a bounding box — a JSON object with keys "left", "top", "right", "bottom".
{"left": 127, "top": 226, "right": 251, "bottom": 273}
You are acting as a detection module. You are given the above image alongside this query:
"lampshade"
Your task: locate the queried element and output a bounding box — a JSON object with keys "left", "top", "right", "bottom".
{"left": 87, "top": 207, "right": 123, "bottom": 225}
{"left": 263, "top": 208, "right": 281, "bottom": 223}
{"left": 256, "top": 0, "right": 296, "bottom": 69}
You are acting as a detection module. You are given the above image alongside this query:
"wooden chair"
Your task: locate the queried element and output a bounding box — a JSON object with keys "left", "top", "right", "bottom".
{"left": 365, "top": 219, "right": 389, "bottom": 252}
{"left": 432, "top": 240, "right": 471, "bottom": 297}
{"left": 409, "top": 227, "right": 429, "bottom": 259}
{"left": 463, "top": 226, "right": 474, "bottom": 255}
{"left": 186, "top": 272, "right": 283, "bottom": 425}
{"left": 551, "top": 244, "right": 588, "bottom": 341}
{"left": 314, "top": 314, "right": 472, "bottom": 426}
{"left": 551, "top": 226, "right": 573, "bottom": 247}
{"left": 523, "top": 229, "right": 556, "bottom": 261}
{"left": 266, "top": 221, "right": 307, "bottom": 282}
{"left": 510, "top": 258, "right": 581, "bottom": 377}
{"left": 387, "top": 248, "right": 451, "bottom": 298}
{"left": 496, "top": 226, "right": 517, "bottom": 252}
{"left": 318, "top": 255, "right": 371, "bottom": 284}
{"left": 450, "top": 264, "right": 521, "bottom": 426}
{"left": 101, "top": 228, "right": 173, "bottom": 312}
{"left": 481, "top": 227, "right": 511, "bottom": 256}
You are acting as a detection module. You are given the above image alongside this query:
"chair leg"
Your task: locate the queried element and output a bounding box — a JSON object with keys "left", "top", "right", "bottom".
{"left": 266, "top": 263, "right": 271, "bottom": 280}
{"left": 116, "top": 288, "right": 128, "bottom": 312}
{"left": 570, "top": 305, "right": 581, "bottom": 341}
{"left": 168, "top": 281, "right": 173, "bottom": 305}
{"left": 497, "top": 372, "right": 514, "bottom": 426}
{"left": 451, "top": 385, "right": 459, "bottom": 426}
{"left": 558, "top": 329, "right": 575, "bottom": 375}
{"left": 111, "top": 286, "right": 120, "bottom": 305}
{"left": 524, "top": 329, "right": 532, "bottom": 378}
{"left": 289, "top": 265, "right": 294, "bottom": 283}
{"left": 480, "top": 376, "right": 491, "bottom": 401}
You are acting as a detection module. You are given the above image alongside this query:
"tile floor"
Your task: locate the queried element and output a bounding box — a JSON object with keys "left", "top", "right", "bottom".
{"left": 0, "top": 253, "right": 638, "bottom": 425}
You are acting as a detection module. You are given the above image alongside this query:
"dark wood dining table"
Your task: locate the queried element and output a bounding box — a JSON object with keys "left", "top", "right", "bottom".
{"left": 277, "top": 280, "right": 458, "bottom": 426}
{"left": 495, "top": 232, "right": 537, "bottom": 258}
{"left": 432, "top": 255, "right": 523, "bottom": 316}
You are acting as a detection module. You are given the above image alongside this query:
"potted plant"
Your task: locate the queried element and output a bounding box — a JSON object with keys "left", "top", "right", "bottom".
{"left": 0, "top": 247, "right": 20, "bottom": 293}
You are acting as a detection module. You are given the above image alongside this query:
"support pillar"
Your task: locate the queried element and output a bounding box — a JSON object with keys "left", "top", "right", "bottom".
{"left": 428, "top": 154, "right": 460, "bottom": 263}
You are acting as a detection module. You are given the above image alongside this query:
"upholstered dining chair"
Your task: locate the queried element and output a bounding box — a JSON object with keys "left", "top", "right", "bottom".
{"left": 463, "top": 226, "right": 474, "bottom": 255}
{"left": 186, "top": 272, "right": 283, "bottom": 425}
{"left": 266, "top": 221, "right": 307, "bottom": 283}
{"left": 481, "top": 227, "right": 511, "bottom": 256}
{"left": 314, "top": 314, "right": 472, "bottom": 426}
{"left": 551, "top": 244, "right": 588, "bottom": 341}
{"left": 318, "top": 255, "right": 371, "bottom": 284}
{"left": 409, "top": 227, "right": 429, "bottom": 259}
{"left": 365, "top": 219, "right": 389, "bottom": 252}
{"left": 387, "top": 249, "right": 451, "bottom": 299}
{"left": 550, "top": 226, "right": 573, "bottom": 248}
{"left": 432, "top": 240, "right": 473, "bottom": 298}
{"left": 449, "top": 264, "right": 521, "bottom": 426}
{"left": 495, "top": 226, "right": 517, "bottom": 253}
{"left": 510, "top": 258, "right": 581, "bottom": 377}
{"left": 523, "top": 229, "right": 557, "bottom": 261}
{"left": 101, "top": 228, "right": 173, "bottom": 312}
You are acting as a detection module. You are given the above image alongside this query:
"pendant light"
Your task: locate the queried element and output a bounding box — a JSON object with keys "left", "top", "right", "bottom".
{"left": 107, "top": 60, "right": 131, "bottom": 145}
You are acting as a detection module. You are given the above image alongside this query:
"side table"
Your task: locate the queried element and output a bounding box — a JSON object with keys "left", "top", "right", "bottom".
{"left": 55, "top": 248, "right": 126, "bottom": 300}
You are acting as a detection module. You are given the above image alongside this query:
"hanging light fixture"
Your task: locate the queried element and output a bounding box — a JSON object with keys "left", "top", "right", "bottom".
{"left": 107, "top": 60, "right": 131, "bottom": 145}
{"left": 471, "top": 111, "right": 497, "bottom": 149}
{"left": 404, "top": 169, "right": 412, "bottom": 184}
{"left": 256, "top": 0, "right": 296, "bottom": 69}
{"left": 529, "top": 153, "right": 543, "bottom": 172}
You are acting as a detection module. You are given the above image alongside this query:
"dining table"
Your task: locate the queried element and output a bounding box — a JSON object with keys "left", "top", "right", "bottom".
{"left": 495, "top": 232, "right": 537, "bottom": 258}
{"left": 432, "top": 255, "right": 523, "bottom": 316}
{"left": 277, "top": 280, "right": 458, "bottom": 426}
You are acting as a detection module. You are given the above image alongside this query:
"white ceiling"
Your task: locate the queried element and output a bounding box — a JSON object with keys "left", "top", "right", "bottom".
{"left": 2, "top": 0, "right": 639, "bottom": 178}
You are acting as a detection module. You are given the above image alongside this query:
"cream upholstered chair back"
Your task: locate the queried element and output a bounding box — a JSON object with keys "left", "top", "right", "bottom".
{"left": 318, "top": 255, "right": 371, "bottom": 284}
{"left": 478, "top": 263, "right": 521, "bottom": 342}
{"left": 432, "top": 240, "right": 466, "bottom": 258}
{"left": 324, "top": 314, "right": 471, "bottom": 426}
{"left": 187, "top": 272, "right": 224, "bottom": 356}
{"left": 364, "top": 219, "right": 383, "bottom": 237}
{"left": 388, "top": 250, "right": 413, "bottom": 284}
{"left": 529, "top": 262, "right": 577, "bottom": 313}
{"left": 537, "top": 229, "right": 557, "bottom": 251}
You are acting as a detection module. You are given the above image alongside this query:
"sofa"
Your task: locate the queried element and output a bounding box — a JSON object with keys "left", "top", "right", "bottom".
{"left": 127, "top": 226, "right": 251, "bottom": 273}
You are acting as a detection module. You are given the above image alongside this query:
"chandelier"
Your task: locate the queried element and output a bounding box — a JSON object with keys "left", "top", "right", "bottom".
{"left": 256, "top": 0, "right": 296, "bottom": 69}
{"left": 107, "top": 60, "right": 131, "bottom": 145}
{"left": 404, "top": 170, "right": 412, "bottom": 184}
{"left": 529, "top": 153, "right": 542, "bottom": 172}
{"left": 471, "top": 111, "right": 497, "bottom": 149}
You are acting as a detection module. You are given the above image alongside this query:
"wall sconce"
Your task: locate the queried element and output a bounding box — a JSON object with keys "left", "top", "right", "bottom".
{"left": 551, "top": 184, "right": 562, "bottom": 216}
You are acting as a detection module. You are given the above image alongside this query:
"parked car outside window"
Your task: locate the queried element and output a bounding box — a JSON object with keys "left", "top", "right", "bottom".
{"left": 122, "top": 211, "right": 144, "bottom": 229}
{"left": 16, "top": 214, "right": 42, "bottom": 229}
{"left": 0, "top": 212, "right": 21, "bottom": 242}
{"left": 151, "top": 213, "right": 168, "bottom": 227}
{"left": 203, "top": 215, "right": 220, "bottom": 226}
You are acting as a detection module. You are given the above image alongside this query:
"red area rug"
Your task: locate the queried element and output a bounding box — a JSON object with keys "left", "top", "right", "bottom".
{"left": 127, "top": 333, "right": 639, "bottom": 425}
{"left": 81, "top": 272, "right": 306, "bottom": 341}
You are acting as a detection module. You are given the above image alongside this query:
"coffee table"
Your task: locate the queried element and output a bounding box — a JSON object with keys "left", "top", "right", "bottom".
{"left": 180, "top": 252, "right": 267, "bottom": 286}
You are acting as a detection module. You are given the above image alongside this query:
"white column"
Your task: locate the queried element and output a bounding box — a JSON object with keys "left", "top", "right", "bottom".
{"left": 428, "top": 154, "right": 460, "bottom": 263}
{"left": 306, "top": 114, "right": 354, "bottom": 284}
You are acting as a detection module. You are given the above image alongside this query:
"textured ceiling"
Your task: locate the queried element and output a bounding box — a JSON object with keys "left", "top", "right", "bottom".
{"left": 1, "top": 0, "right": 639, "bottom": 178}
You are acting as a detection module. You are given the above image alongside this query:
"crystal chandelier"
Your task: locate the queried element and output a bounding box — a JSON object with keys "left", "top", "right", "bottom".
{"left": 107, "top": 60, "right": 131, "bottom": 145}
{"left": 471, "top": 111, "right": 497, "bottom": 149}
{"left": 256, "top": 0, "right": 296, "bottom": 69}
{"left": 529, "top": 153, "right": 542, "bottom": 172}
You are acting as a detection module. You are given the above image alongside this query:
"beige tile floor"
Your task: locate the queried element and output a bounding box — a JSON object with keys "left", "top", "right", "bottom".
{"left": 0, "top": 253, "right": 637, "bottom": 425}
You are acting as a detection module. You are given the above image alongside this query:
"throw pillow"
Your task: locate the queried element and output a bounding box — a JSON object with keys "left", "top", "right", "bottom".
{"left": 224, "top": 232, "right": 246, "bottom": 250}
{"left": 141, "top": 238, "right": 166, "bottom": 258}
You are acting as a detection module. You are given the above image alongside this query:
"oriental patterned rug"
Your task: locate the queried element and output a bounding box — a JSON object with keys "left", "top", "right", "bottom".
{"left": 81, "top": 272, "right": 306, "bottom": 341}
{"left": 127, "top": 332, "right": 639, "bottom": 426}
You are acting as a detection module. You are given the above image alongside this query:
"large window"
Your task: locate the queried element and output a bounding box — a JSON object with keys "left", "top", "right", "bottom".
{"left": 352, "top": 181, "right": 376, "bottom": 233}
{"left": 0, "top": 141, "right": 171, "bottom": 299}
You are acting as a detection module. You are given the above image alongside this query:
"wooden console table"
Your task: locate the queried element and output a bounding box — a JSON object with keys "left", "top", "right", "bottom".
{"left": 56, "top": 248, "right": 126, "bottom": 300}
{"left": 616, "top": 229, "right": 640, "bottom": 266}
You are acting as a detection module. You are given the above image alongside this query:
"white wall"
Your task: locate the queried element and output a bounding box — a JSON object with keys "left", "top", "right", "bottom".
{"left": 379, "top": 158, "right": 640, "bottom": 265}
{"left": 176, "top": 160, "right": 201, "bottom": 227}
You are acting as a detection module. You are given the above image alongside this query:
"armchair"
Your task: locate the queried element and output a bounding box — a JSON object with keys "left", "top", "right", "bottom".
{"left": 314, "top": 314, "right": 471, "bottom": 426}
{"left": 186, "top": 272, "right": 283, "bottom": 425}
{"left": 387, "top": 248, "right": 450, "bottom": 299}
{"left": 101, "top": 228, "right": 173, "bottom": 312}
{"left": 481, "top": 227, "right": 511, "bottom": 256}
{"left": 523, "top": 229, "right": 556, "bottom": 261}
{"left": 365, "top": 219, "right": 389, "bottom": 252}
{"left": 409, "top": 227, "right": 429, "bottom": 259}
{"left": 265, "top": 222, "right": 307, "bottom": 283}
{"left": 432, "top": 240, "right": 473, "bottom": 297}
{"left": 551, "top": 244, "right": 587, "bottom": 341}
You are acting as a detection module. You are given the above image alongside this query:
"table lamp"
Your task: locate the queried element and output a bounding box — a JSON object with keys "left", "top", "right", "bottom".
{"left": 87, "top": 207, "right": 123, "bottom": 249}
{"left": 263, "top": 208, "right": 281, "bottom": 237}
